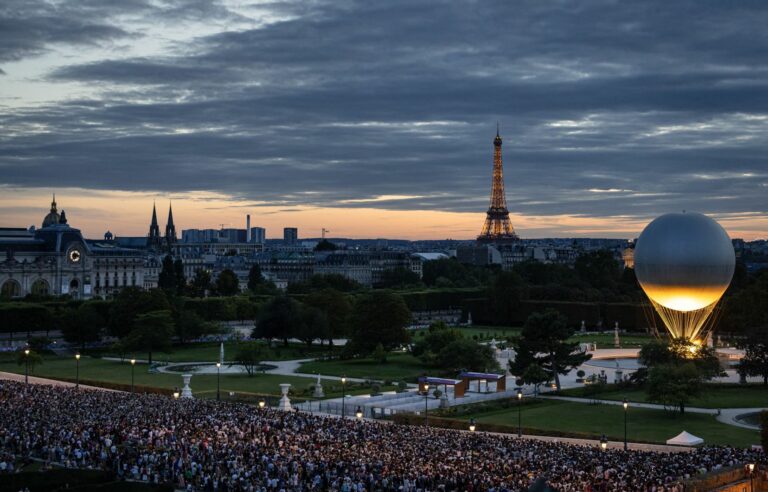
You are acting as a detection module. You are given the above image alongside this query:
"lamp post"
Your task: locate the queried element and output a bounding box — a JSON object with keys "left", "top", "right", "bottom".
{"left": 24, "top": 349, "right": 30, "bottom": 384}
{"left": 341, "top": 376, "right": 347, "bottom": 418}
{"left": 600, "top": 434, "right": 608, "bottom": 451}
{"left": 623, "top": 398, "right": 628, "bottom": 451}
{"left": 423, "top": 382, "right": 430, "bottom": 427}
{"left": 468, "top": 418, "right": 476, "bottom": 479}
{"left": 75, "top": 353, "right": 81, "bottom": 389}
{"left": 216, "top": 362, "right": 221, "bottom": 401}
{"left": 259, "top": 399, "right": 266, "bottom": 409}
{"left": 748, "top": 463, "right": 755, "bottom": 491}
{"left": 173, "top": 391, "right": 180, "bottom": 399}
{"left": 355, "top": 406, "right": 363, "bottom": 419}
{"left": 516, "top": 389, "right": 523, "bottom": 438}
{"left": 130, "top": 359, "right": 136, "bottom": 393}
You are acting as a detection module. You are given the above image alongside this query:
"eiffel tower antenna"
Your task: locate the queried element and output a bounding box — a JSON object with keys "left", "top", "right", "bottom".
{"left": 477, "top": 125, "right": 519, "bottom": 244}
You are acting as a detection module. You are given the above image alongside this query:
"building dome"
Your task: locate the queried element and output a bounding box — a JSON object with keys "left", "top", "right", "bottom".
{"left": 42, "top": 194, "right": 60, "bottom": 228}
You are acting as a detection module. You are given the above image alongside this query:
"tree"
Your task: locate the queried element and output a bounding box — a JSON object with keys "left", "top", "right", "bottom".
{"left": 247, "top": 264, "right": 263, "bottom": 291}
{"left": 434, "top": 339, "right": 499, "bottom": 373}
{"left": 348, "top": 291, "right": 411, "bottom": 356}
{"left": 287, "top": 274, "right": 362, "bottom": 294}
{"left": 216, "top": 269, "right": 240, "bottom": 296}
{"left": 510, "top": 309, "right": 591, "bottom": 390}
{"left": 253, "top": 296, "right": 303, "bottom": 346}
{"left": 372, "top": 343, "right": 388, "bottom": 363}
{"left": 521, "top": 363, "right": 551, "bottom": 396}
{"left": 190, "top": 269, "right": 213, "bottom": 297}
{"left": 574, "top": 250, "right": 621, "bottom": 288}
{"left": 234, "top": 342, "right": 271, "bottom": 376}
{"left": 640, "top": 338, "right": 722, "bottom": 380}
{"left": 488, "top": 271, "right": 526, "bottom": 325}
{"left": 738, "top": 327, "right": 768, "bottom": 384}
{"left": 61, "top": 303, "right": 104, "bottom": 350}
{"left": 123, "top": 310, "right": 175, "bottom": 364}
{"left": 175, "top": 310, "right": 219, "bottom": 344}
{"left": 412, "top": 322, "right": 463, "bottom": 364}
{"left": 647, "top": 363, "right": 703, "bottom": 414}
{"left": 109, "top": 287, "right": 170, "bottom": 338}
{"left": 375, "top": 267, "right": 421, "bottom": 289}
{"left": 314, "top": 239, "right": 338, "bottom": 251}
{"left": 174, "top": 258, "right": 186, "bottom": 295}
{"left": 295, "top": 305, "right": 328, "bottom": 347}
{"left": 158, "top": 255, "right": 177, "bottom": 294}
{"left": 17, "top": 349, "right": 43, "bottom": 374}
{"left": 304, "top": 288, "right": 352, "bottom": 344}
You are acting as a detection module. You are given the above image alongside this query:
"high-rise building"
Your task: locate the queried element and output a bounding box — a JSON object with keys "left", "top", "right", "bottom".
{"left": 250, "top": 227, "right": 266, "bottom": 244}
{"left": 283, "top": 227, "right": 298, "bottom": 245}
{"left": 477, "top": 126, "right": 519, "bottom": 244}
{"left": 219, "top": 228, "right": 247, "bottom": 243}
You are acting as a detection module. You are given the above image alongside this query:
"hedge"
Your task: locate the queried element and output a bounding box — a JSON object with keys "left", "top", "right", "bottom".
{"left": 0, "top": 303, "right": 54, "bottom": 334}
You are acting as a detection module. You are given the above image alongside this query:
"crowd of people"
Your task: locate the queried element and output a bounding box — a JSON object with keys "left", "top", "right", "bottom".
{"left": 0, "top": 380, "right": 763, "bottom": 491}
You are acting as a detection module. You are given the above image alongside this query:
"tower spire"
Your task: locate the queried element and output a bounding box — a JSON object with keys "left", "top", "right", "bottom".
{"left": 148, "top": 201, "right": 161, "bottom": 248}
{"left": 165, "top": 201, "right": 177, "bottom": 247}
{"left": 478, "top": 126, "right": 519, "bottom": 244}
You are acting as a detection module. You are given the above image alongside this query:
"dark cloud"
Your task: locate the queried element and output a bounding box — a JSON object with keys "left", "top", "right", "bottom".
{"left": 1, "top": 0, "right": 767, "bottom": 224}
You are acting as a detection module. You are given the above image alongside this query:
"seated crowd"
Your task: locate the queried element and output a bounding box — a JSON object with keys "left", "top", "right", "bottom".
{"left": 0, "top": 381, "right": 763, "bottom": 491}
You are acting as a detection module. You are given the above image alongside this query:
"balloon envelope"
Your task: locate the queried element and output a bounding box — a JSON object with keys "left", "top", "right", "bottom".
{"left": 634, "top": 212, "right": 735, "bottom": 312}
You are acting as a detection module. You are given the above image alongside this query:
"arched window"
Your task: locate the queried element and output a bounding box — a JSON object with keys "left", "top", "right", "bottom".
{"left": 1, "top": 280, "right": 21, "bottom": 298}
{"left": 31, "top": 279, "right": 50, "bottom": 296}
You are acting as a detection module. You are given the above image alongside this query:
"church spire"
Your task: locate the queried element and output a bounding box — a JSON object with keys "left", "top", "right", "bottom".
{"left": 148, "top": 201, "right": 161, "bottom": 248}
{"left": 165, "top": 201, "right": 177, "bottom": 246}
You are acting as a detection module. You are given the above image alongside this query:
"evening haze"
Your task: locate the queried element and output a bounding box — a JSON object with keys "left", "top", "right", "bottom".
{"left": 1, "top": 1, "right": 766, "bottom": 239}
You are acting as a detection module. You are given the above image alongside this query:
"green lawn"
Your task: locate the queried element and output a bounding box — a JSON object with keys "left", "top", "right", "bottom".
{"left": 299, "top": 352, "right": 430, "bottom": 382}
{"left": 86, "top": 340, "right": 339, "bottom": 363}
{"left": 561, "top": 384, "right": 768, "bottom": 409}
{"left": 567, "top": 332, "right": 654, "bottom": 349}
{"left": 0, "top": 355, "right": 319, "bottom": 397}
{"left": 461, "top": 399, "right": 760, "bottom": 448}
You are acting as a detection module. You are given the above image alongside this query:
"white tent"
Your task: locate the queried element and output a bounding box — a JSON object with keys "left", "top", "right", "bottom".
{"left": 666, "top": 431, "right": 704, "bottom": 446}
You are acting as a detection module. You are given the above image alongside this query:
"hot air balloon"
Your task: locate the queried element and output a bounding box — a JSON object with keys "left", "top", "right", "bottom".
{"left": 634, "top": 212, "right": 735, "bottom": 342}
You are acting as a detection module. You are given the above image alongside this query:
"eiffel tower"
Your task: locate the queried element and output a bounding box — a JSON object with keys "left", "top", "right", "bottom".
{"left": 477, "top": 126, "right": 520, "bottom": 244}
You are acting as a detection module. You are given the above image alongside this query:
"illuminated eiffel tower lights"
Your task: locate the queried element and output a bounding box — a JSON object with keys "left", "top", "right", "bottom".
{"left": 478, "top": 125, "right": 519, "bottom": 243}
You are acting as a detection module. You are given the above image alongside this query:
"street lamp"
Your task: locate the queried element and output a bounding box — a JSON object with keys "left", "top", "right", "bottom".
{"left": 623, "top": 398, "right": 629, "bottom": 451}
{"left": 355, "top": 406, "right": 363, "bottom": 419}
{"left": 130, "top": 359, "right": 136, "bottom": 393}
{"left": 748, "top": 463, "right": 755, "bottom": 490}
{"left": 468, "top": 418, "right": 476, "bottom": 480}
{"left": 258, "top": 399, "right": 266, "bottom": 409}
{"left": 24, "top": 349, "right": 30, "bottom": 384}
{"left": 341, "top": 376, "right": 347, "bottom": 418}
{"left": 173, "top": 391, "right": 180, "bottom": 399}
{"left": 423, "top": 383, "right": 430, "bottom": 427}
{"left": 517, "top": 389, "right": 523, "bottom": 438}
{"left": 600, "top": 434, "right": 608, "bottom": 451}
{"left": 75, "top": 353, "right": 81, "bottom": 390}
{"left": 216, "top": 362, "right": 221, "bottom": 401}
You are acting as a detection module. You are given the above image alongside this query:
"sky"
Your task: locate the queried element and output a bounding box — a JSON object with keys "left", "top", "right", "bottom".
{"left": 1, "top": 0, "right": 767, "bottom": 240}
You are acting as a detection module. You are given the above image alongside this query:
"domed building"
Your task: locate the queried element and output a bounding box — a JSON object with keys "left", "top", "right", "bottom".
{"left": 0, "top": 195, "right": 147, "bottom": 300}
{"left": 41, "top": 195, "right": 61, "bottom": 228}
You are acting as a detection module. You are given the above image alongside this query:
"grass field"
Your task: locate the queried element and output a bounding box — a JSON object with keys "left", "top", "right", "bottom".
{"left": 0, "top": 354, "right": 385, "bottom": 398}
{"left": 567, "top": 332, "right": 654, "bottom": 349}
{"left": 560, "top": 384, "right": 768, "bottom": 409}
{"left": 460, "top": 399, "right": 760, "bottom": 448}
{"left": 299, "top": 352, "right": 430, "bottom": 382}
{"left": 85, "top": 341, "right": 339, "bottom": 363}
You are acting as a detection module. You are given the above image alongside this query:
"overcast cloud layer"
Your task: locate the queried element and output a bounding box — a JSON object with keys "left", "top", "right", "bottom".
{"left": 1, "top": 0, "right": 767, "bottom": 228}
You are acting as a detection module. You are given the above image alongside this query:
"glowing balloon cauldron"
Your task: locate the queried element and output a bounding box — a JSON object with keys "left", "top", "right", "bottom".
{"left": 634, "top": 212, "right": 735, "bottom": 342}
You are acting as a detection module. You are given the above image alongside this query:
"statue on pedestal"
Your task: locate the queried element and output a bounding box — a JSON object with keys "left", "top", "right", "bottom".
{"left": 181, "top": 374, "right": 193, "bottom": 399}
{"left": 277, "top": 383, "right": 292, "bottom": 411}
{"left": 313, "top": 374, "right": 325, "bottom": 398}
{"left": 614, "top": 322, "right": 621, "bottom": 348}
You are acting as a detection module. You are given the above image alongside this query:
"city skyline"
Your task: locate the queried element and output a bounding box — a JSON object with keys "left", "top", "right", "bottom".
{"left": 1, "top": 1, "right": 767, "bottom": 240}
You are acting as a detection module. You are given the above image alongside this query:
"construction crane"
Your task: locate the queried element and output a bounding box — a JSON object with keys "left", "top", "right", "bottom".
{"left": 321, "top": 228, "right": 330, "bottom": 239}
